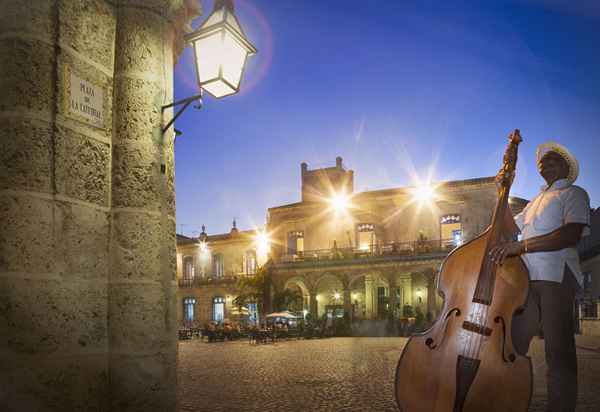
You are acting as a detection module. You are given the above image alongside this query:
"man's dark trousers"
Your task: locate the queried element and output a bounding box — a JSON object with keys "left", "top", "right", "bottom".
{"left": 512, "top": 268, "right": 579, "bottom": 412}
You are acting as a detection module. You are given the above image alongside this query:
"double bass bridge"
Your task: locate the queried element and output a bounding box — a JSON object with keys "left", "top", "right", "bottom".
{"left": 462, "top": 320, "right": 492, "bottom": 337}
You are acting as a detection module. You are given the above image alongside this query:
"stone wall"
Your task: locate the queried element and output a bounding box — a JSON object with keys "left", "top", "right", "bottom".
{"left": 0, "top": 0, "right": 199, "bottom": 410}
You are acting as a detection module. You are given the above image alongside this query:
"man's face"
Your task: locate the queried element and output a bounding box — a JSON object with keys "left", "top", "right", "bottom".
{"left": 538, "top": 151, "right": 569, "bottom": 184}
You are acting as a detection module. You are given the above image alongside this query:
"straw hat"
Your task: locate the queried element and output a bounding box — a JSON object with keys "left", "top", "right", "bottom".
{"left": 536, "top": 141, "right": 579, "bottom": 184}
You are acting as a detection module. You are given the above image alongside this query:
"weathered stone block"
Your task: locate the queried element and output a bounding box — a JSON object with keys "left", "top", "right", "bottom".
{"left": 54, "top": 201, "right": 110, "bottom": 278}
{"left": 112, "top": 143, "right": 161, "bottom": 209}
{"left": 109, "top": 351, "right": 177, "bottom": 412}
{"left": 108, "top": 283, "right": 175, "bottom": 353}
{"left": 59, "top": 0, "right": 116, "bottom": 71}
{"left": 0, "top": 194, "right": 54, "bottom": 273}
{"left": 0, "top": 0, "right": 54, "bottom": 38}
{"left": 0, "top": 117, "right": 53, "bottom": 193}
{"left": 113, "top": 76, "right": 163, "bottom": 145}
{"left": 55, "top": 126, "right": 111, "bottom": 206}
{"left": 0, "top": 37, "right": 56, "bottom": 113}
{"left": 111, "top": 211, "right": 162, "bottom": 282}
{"left": 0, "top": 353, "right": 108, "bottom": 412}
{"left": 114, "top": 8, "right": 166, "bottom": 76}
{"left": 0, "top": 277, "right": 108, "bottom": 354}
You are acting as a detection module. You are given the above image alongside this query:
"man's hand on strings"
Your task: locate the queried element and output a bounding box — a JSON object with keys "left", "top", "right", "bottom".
{"left": 488, "top": 241, "right": 525, "bottom": 266}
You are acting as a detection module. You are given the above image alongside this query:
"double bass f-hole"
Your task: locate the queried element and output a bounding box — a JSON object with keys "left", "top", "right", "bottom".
{"left": 425, "top": 308, "right": 461, "bottom": 350}
{"left": 494, "top": 316, "right": 517, "bottom": 363}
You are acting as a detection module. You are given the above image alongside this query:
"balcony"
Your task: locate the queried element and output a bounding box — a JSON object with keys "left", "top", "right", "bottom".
{"left": 275, "top": 238, "right": 459, "bottom": 267}
{"left": 177, "top": 274, "right": 240, "bottom": 288}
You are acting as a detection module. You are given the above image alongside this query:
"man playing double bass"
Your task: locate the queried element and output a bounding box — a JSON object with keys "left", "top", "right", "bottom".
{"left": 489, "top": 141, "right": 591, "bottom": 412}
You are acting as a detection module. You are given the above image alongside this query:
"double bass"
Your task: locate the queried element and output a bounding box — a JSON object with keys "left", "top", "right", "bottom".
{"left": 395, "top": 130, "right": 532, "bottom": 412}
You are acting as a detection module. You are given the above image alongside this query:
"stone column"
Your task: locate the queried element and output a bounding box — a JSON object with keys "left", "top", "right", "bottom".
{"left": 365, "top": 275, "right": 375, "bottom": 319}
{"left": 343, "top": 288, "right": 352, "bottom": 317}
{"left": 1, "top": 1, "right": 115, "bottom": 410}
{"left": 109, "top": 2, "right": 185, "bottom": 410}
{"left": 403, "top": 277, "right": 413, "bottom": 307}
{"left": 425, "top": 269, "right": 438, "bottom": 319}
{"left": 309, "top": 292, "right": 319, "bottom": 319}
{"left": 388, "top": 277, "right": 398, "bottom": 318}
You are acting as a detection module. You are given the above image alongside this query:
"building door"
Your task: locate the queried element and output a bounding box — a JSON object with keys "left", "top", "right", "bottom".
{"left": 377, "top": 286, "right": 388, "bottom": 319}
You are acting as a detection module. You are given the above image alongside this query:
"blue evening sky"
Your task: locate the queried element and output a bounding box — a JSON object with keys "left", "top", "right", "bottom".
{"left": 173, "top": 0, "right": 600, "bottom": 236}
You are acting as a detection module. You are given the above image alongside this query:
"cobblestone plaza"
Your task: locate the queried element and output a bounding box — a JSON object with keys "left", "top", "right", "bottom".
{"left": 178, "top": 337, "right": 600, "bottom": 412}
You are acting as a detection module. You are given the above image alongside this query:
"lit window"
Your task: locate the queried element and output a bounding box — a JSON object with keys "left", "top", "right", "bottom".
{"left": 183, "top": 297, "right": 196, "bottom": 324}
{"left": 183, "top": 256, "right": 194, "bottom": 280}
{"left": 212, "top": 253, "right": 224, "bottom": 278}
{"left": 357, "top": 223, "right": 375, "bottom": 251}
{"left": 247, "top": 303, "right": 258, "bottom": 324}
{"left": 213, "top": 296, "right": 225, "bottom": 322}
{"left": 441, "top": 215, "right": 462, "bottom": 246}
{"left": 287, "top": 231, "right": 304, "bottom": 255}
{"left": 244, "top": 250, "right": 257, "bottom": 275}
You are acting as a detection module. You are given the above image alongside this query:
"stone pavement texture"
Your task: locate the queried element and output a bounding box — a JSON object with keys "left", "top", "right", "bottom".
{"left": 178, "top": 336, "right": 600, "bottom": 412}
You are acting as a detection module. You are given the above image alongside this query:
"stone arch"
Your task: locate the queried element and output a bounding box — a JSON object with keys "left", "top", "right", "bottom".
{"left": 312, "top": 272, "right": 345, "bottom": 318}
{"left": 283, "top": 275, "right": 310, "bottom": 296}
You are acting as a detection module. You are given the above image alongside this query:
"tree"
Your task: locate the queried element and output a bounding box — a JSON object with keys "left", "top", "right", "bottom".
{"left": 233, "top": 263, "right": 271, "bottom": 322}
{"left": 272, "top": 288, "right": 303, "bottom": 312}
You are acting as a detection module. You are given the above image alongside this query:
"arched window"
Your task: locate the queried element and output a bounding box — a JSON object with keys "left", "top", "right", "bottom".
{"left": 212, "top": 253, "right": 224, "bottom": 278}
{"left": 213, "top": 296, "right": 225, "bottom": 322}
{"left": 183, "top": 297, "right": 196, "bottom": 325}
{"left": 183, "top": 256, "right": 194, "bottom": 280}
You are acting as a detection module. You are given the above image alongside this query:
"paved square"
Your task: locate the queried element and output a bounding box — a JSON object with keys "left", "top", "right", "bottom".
{"left": 178, "top": 337, "right": 600, "bottom": 411}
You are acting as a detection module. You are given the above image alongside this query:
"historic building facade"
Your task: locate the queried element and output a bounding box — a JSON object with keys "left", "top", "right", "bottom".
{"left": 176, "top": 157, "right": 528, "bottom": 326}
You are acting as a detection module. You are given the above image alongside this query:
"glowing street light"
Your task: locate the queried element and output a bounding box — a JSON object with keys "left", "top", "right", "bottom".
{"left": 187, "top": 0, "right": 257, "bottom": 98}
{"left": 329, "top": 192, "right": 350, "bottom": 213}
{"left": 254, "top": 230, "right": 271, "bottom": 253}
{"left": 162, "top": 0, "right": 258, "bottom": 134}
{"left": 413, "top": 184, "right": 435, "bottom": 203}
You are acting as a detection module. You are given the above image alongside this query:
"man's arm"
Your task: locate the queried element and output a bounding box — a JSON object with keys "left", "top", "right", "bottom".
{"left": 489, "top": 223, "right": 586, "bottom": 265}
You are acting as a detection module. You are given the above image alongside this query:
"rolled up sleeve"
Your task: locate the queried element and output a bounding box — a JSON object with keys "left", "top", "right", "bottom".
{"left": 563, "top": 186, "right": 591, "bottom": 236}
{"left": 514, "top": 210, "right": 525, "bottom": 231}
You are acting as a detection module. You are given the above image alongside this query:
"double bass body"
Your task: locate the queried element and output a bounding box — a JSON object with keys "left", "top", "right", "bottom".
{"left": 395, "top": 130, "right": 532, "bottom": 412}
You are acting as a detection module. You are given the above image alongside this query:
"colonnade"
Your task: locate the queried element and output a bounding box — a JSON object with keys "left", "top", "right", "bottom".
{"left": 277, "top": 266, "right": 440, "bottom": 320}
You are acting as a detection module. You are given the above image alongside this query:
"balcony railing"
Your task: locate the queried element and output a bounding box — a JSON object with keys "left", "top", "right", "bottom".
{"left": 277, "top": 238, "right": 460, "bottom": 264}
{"left": 178, "top": 274, "right": 240, "bottom": 288}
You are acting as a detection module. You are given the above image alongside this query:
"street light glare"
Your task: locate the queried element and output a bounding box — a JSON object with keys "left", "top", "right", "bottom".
{"left": 330, "top": 193, "right": 350, "bottom": 213}
{"left": 255, "top": 230, "right": 271, "bottom": 253}
{"left": 414, "top": 184, "right": 435, "bottom": 203}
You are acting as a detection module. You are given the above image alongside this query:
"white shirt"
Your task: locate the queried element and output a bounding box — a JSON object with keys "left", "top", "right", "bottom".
{"left": 514, "top": 178, "right": 590, "bottom": 286}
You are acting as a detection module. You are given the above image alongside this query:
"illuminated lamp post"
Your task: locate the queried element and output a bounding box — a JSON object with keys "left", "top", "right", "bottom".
{"left": 162, "top": 0, "right": 257, "bottom": 134}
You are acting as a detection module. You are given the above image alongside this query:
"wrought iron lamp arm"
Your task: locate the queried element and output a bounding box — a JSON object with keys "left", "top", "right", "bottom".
{"left": 161, "top": 91, "right": 203, "bottom": 135}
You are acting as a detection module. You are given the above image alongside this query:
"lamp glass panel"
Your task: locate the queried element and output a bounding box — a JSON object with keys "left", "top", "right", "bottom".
{"left": 202, "top": 80, "right": 236, "bottom": 98}
{"left": 221, "top": 30, "right": 248, "bottom": 89}
{"left": 194, "top": 33, "right": 222, "bottom": 82}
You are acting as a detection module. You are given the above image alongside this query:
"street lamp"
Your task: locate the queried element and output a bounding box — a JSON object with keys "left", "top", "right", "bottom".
{"left": 162, "top": 0, "right": 257, "bottom": 134}
{"left": 187, "top": 0, "right": 257, "bottom": 98}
